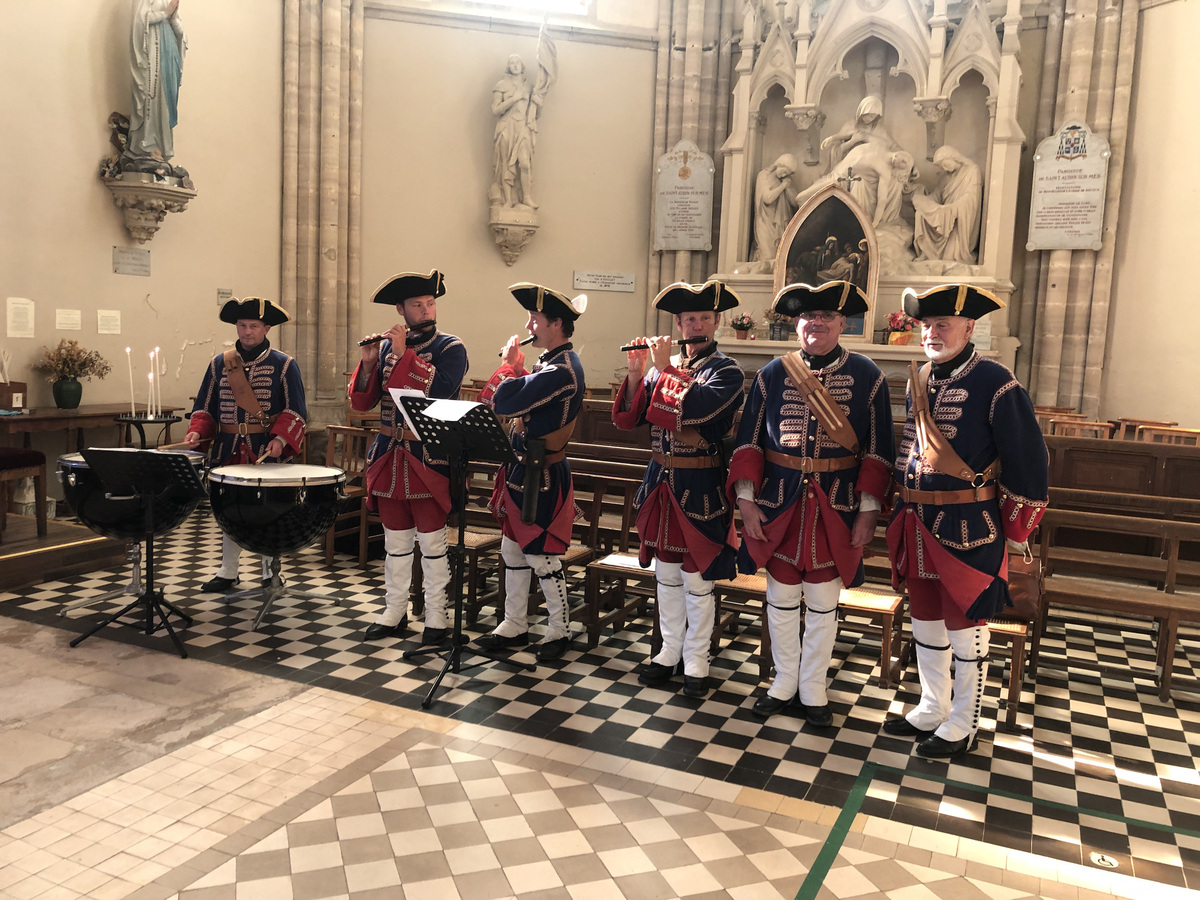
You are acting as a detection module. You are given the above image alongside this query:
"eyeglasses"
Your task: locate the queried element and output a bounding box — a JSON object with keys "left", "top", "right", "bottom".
{"left": 796, "top": 311, "right": 842, "bottom": 322}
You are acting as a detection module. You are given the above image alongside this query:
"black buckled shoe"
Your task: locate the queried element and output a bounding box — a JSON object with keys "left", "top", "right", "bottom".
{"left": 802, "top": 704, "right": 833, "bottom": 728}
{"left": 200, "top": 576, "right": 238, "bottom": 594}
{"left": 751, "top": 694, "right": 790, "bottom": 718}
{"left": 535, "top": 637, "right": 570, "bottom": 661}
{"left": 637, "top": 662, "right": 675, "bottom": 686}
{"left": 916, "top": 733, "right": 978, "bottom": 759}
{"left": 476, "top": 631, "right": 529, "bottom": 651}
{"left": 682, "top": 675, "right": 708, "bottom": 699}
{"left": 881, "top": 716, "right": 935, "bottom": 740}
{"left": 420, "top": 627, "right": 449, "bottom": 646}
{"left": 363, "top": 616, "right": 407, "bottom": 641}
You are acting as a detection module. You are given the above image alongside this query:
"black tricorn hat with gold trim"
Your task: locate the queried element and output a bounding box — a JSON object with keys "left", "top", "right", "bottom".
{"left": 772, "top": 281, "right": 868, "bottom": 319}
{"left": 902, "top": 284, "right": 1004, "bottom": 320}
{"left": 219, "top": 297, "right": 290, "bottom": 326}
{"left": 509, "top": 283, "right": 587, "bottom": 321}
{"left": 370, "top": 270, "right": 446, "bottom": 305}
{"left": 653, "top": 280, "right": 741, "bottom": 316}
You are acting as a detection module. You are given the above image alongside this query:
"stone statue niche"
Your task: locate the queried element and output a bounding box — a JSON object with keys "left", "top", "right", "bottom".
{"left": 98, "top": 0, "right": 196, "bottom": 243}
{"left": 715, "top": 0, "right": 1023, "bottom": 360}
{"left": 487, "top": 29, "right": 558, "bottom": 266}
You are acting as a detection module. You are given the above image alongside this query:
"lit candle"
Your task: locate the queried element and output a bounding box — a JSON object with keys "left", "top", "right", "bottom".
{"left": 154, "top": 346, "right": 161, "bottom": 418}
{"left": 125, "top": 347, "right": 135, "bottom": 417}
{"left": 147, "top": 372, "right": 154, "bottom": 416}
{"left": 149, "top": 351, "right": 157, "bottom": 417}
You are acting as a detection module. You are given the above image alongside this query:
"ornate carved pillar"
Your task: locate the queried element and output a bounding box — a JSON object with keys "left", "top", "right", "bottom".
{"left": 784, "top": 105, "right": 825, "bottom": 167}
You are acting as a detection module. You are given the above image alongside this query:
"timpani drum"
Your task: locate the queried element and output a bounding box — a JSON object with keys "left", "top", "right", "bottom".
{"left": 57, "top": 449, "right": 206, "bottom": 541}
{"left": 207, "top": 464, "right": 346, "bottom": 557}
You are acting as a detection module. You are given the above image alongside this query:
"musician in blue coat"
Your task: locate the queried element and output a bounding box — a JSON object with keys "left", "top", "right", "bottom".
{"left": 612, "top": 281, "right": 745, "bottom": 699}
{"left": 186, "top": 297, "right": 307, "bottom": 593}
{"left": 349, "top": 270, "right": 468, "bottom": 645}
{"left": 884, "top": 284, "right": 1048, "bottom": 758}
{"left": 727, "top": 282, "right": 894, "bottom": 727}
{"left": 477, "top": 283, "right": 587, "bottom": 662}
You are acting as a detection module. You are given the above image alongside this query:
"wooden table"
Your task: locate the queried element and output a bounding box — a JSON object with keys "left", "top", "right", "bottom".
{"left": 0, "top": 404, "right": 182, "bottom": 452}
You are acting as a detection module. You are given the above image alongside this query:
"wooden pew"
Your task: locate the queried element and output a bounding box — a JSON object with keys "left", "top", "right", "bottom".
{"left": 1038, "top": 507, "right": 1200, "bottom": 700}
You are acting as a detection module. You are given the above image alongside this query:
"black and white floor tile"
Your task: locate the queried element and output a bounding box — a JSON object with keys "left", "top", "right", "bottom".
{"left": 4, "top": 508, "right": 1200, "bottom": 892}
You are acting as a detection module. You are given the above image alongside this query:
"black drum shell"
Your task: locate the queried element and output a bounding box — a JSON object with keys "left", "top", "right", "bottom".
{"left": 208, "top": 470, "right": 345, "bottom": 557}
{"left": 57, "top": 452, "right": 204, "bottom": 542}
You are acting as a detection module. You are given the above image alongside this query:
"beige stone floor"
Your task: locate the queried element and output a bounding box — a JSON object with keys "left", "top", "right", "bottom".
{"left": 0, "top": 617, "right": 1192, "bottom": 900}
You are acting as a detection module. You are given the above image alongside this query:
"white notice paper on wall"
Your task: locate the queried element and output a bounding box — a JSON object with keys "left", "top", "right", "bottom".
{"left": 6, "top": 297, "right": 34, "bottom": 338}
{"left": 97, "top": 310, "right": 122, "bottom": 335}
{"left": 56, "top": 309, "right": 82, "bottom": 331}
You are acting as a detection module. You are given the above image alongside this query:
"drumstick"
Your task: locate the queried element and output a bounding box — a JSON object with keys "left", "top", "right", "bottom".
{"left": 255, "top": 446, "right": 272, "bottom": 464}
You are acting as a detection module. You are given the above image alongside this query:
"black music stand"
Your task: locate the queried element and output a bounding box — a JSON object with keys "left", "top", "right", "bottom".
{"left": 398, "top": 395, "right": 535, "bottom": 708}
{"left": 70, "top": 448, "right": 206, "bottom": 658}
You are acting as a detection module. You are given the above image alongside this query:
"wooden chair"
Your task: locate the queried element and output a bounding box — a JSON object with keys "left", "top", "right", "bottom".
{"left": 1050, "top": 418, "right": 1113, "bottom": 439}
{"left": 323, "top": 425, "right": 379, "bottom": 567}
{"left": 0, "top": 447, "right": 48, "bottom": 543}
{"left": 1112, "top": 417, "right": 1177, "bottom": 441}
{"left": 1137, "top": 425, "right": 1200, "bottom": 446}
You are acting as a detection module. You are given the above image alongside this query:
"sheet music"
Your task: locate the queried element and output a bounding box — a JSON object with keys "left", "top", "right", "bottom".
{"left": 425, "top": 399, "right": 480, "bottom": 422}
{"left": 387, "top": 388, "right": 427, "bottom": 434}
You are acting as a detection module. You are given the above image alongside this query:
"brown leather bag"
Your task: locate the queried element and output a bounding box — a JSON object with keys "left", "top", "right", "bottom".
{"left": 1006, "top": 551, "right": 1044, "bottom": 621}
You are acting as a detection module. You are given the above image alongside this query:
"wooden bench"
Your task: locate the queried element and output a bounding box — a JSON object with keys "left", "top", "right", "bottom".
{"left": 1039, "top": 508, "right": 1200, "bottom": 700}
{"left": 712, "top": 574, "right": 906, "bottom": 689}
{"left": 581, "top": 552, "right": 771, "bottom": 679}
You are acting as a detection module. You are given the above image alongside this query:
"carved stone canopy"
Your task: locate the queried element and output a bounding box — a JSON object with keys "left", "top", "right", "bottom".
{"left": 103, "top": 173, "right": 197, "bottom": 244}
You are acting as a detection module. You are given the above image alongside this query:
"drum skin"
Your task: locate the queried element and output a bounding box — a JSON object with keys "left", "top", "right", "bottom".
{"left": 57, "top": 451, "right": 205, "bottom": 542}
{"left": 208, "top": 464, "right": 346, "bottom": 557}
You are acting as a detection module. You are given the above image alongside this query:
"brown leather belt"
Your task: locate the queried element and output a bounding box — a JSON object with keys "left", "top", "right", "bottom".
{"left": 898, "top": 485, "right": 998, "bottom": 504}
{"left": 516, "top": 450, "right": 567, "bottom": 466}
{"left": 379, "top": 424, "right": 420, "bottom": 442}
{"left": 220, "top": 422, "right": 273, "bottom": 435}
{"left": 765, "top": 450, "right": 858, "bottom": 473}
{"left": 652, "top": 451, "right": 721, "bottom": 469}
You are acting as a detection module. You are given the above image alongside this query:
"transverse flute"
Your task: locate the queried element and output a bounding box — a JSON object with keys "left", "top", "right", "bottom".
{"left": 618, "top": 336, "right": 709, "bottom": 352}
{"left": 357, "top": 321, "right": 437, "bottom": 347}
{"left": 497, "top": 336, "right": 536, "bottom": 357}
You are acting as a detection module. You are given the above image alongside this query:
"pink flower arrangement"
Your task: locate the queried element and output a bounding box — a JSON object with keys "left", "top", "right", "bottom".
{"left": 886, "top": 312, "right": 917, "bottom": 333}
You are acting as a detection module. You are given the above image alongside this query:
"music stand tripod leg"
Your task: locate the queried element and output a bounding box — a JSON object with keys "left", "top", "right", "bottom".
{"left": 403, "top": 446, "right": 535, "bottom": 709}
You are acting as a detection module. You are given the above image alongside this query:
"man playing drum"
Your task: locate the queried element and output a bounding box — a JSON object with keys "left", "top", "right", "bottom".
{"left": 350, "top": 270, "right": 468, "bottom": 645}
{"left": 476, "top": 283, "right": 587, "bottom": 662}
{"left": 186, "top": 297, "right": 307, "bottom": 593}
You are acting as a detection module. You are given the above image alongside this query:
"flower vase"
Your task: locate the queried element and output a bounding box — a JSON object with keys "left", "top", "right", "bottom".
{"left": 888, "top": 332, "right": 914, "bottom": 346}
{"left": 734, "top": 329, "right": 749, "bottom": 340}
{"left": 53, "top": 378, "right": 82, "bottom": 409}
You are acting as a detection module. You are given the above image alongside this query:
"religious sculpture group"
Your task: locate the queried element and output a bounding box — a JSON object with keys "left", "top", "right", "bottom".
{"left": 749, "top": 93, "right": 985, "bottom": 273}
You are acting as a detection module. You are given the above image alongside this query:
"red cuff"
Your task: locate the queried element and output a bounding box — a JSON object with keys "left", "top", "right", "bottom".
{"left": 856, "top": 457, "right": 891, "bottom": 506}
{"left": 645, "top": 367, "right": 692, "bottom": 432}
{"left": 1001, "top": 495, "right": 1045, "bottom": 543}
{"left": 270, "top": 411, "right": 306, "bottom": 456}
{"left": 188, "top": 410, "right": 215, "bottom": 442}
{"left": 726, "top": 446, "right": 764, "bottom": 504}
{"left": 348, "top": 360, "right": 380, "bottom": 410}
{"left": 611, "top": 378, "right": 647, "bottom": 430}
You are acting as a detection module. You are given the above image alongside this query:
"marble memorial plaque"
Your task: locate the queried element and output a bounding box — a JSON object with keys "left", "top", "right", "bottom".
{"left": 113, "top": 246, "right": 151, "bottom": 276}
{"left": 1027, "top": 122, "right": 1110, "bottom": 251}
{"left": 573, "top": 271, "right": 635, "bottom": 293}
{"left": 654, "top": 139, "right": 714, "bottom": 252}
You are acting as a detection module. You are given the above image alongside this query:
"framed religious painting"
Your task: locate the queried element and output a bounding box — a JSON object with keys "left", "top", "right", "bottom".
{"left": 773, "top": 185, "right": 878, "bottom": 341}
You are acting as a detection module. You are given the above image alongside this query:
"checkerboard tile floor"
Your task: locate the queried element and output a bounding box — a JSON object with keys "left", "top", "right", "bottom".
{"left": 4, "top": 508, "right": 1200, "bottom": 898}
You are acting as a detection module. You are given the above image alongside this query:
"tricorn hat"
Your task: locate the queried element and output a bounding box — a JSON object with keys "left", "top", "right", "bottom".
{"left": 653, "top": 280, "right": 741, "bottom": 316}
{"left": 509, "top": 283, "right": 587, "bottom": 321}
{"left": 219, "top": 297, "right": 290, "bottom": 326}
{"left": 902, "top": 284, "right": 1004, "bottom": 320}
{"left": 772, "top": 281, "right": 869, "bottom": 319}
{"left": 370, "top": 270, "right": 446, "bottom": 305}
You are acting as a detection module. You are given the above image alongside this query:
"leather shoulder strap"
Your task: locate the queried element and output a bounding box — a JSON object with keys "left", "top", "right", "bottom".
{"left": 222, "top": 349, "right": 270, "bottom": 419}
{"left": 908, "top": 360, "right": 999, "bottom": 483}
{"left": 780, "top": 352, "right": 860, "bottom": 456}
